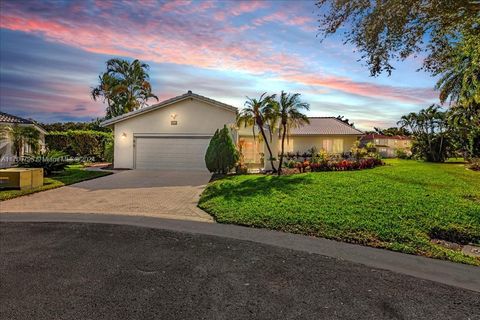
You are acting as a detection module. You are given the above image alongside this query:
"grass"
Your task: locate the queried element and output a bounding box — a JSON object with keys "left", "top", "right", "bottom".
{"left": 199, "top": 159, "right": 480, "bottom": 265}
{"left": 0, "top": 165, "right": 111, "bottom": 201}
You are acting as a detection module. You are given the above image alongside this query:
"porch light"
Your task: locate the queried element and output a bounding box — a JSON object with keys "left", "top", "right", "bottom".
{"left": 121, "top": 132, "right": 127, "bottom": 138}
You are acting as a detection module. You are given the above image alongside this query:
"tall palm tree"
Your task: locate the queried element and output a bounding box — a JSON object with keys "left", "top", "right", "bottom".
{"left": 275, "top": 91, "right": 310, "bottom": 175}
{"left": 237, "top": 93, "right": 278, "bottom": 172}
{"left": 92, "top": 59, "right": 158, "bottom": 119}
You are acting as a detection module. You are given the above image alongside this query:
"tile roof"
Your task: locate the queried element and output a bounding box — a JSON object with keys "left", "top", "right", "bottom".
{"left": 362, "top": 134, "right": 412, "bottom": 140}
{"left": 0, "top": 111, "right": 34, "bottom": 124}
{"left": 101, "top": 90, "right": 238, "bottom": 126}
{"left": 290, "top": 117, "right": 364, "bottom": 135}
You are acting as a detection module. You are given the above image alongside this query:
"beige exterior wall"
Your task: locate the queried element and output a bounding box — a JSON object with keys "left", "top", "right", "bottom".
{"left": 238, "top": 133, "right": 360, "bottom": 164}
{"left": 113, "top": 98, "right": 236, "bottom": 169}
{"left": 363, "top": 137, "right": 412, "bottom": 158}
{"left": 287, "top": 135, "right": 358, "bottom": 154}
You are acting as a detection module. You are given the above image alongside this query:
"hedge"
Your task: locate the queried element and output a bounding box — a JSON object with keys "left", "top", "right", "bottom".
{"left": 46, "top": 130, "right": 113, "bottom": 161}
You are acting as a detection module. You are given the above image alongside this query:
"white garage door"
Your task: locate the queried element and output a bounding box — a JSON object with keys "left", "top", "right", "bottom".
{"left": 135, "top": 136, "right": 211, "bottom": 170}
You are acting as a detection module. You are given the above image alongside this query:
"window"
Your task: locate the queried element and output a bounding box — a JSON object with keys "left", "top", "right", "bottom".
{"left": 322, "top": 139, "right": 343, "bottom": 153}
{"left": 239, "top": 138, "right": 262, "bottom": 163}
{"left": 333, "top": 139, "right": 343, "bottom": 153}
{"left": 322, "top": 139, "right": 332, "bottom": 152}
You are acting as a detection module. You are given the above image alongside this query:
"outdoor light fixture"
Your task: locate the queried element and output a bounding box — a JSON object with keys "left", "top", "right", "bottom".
{"left": 170, "top": 113, "right": 178, "bottom": 125}
{"left": 121, "top": 132, "right": 127, "bottom": 138}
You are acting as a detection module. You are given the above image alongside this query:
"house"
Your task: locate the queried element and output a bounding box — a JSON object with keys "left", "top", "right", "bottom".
{"left": 0, "top": 112, "right": 47, "bottom": 168}
{"left": 360, "top": 134, "right": 412, "bottom": 158}
{"left": 101, "top": 91, "right": 363, "bottom": 170}
{"left": 237, "top": 117, "right": 363, "bottom": 169}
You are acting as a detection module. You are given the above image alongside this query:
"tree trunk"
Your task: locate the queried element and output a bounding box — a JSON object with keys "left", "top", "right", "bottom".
{"left": 278, "top": 123, "right": 287, "bottom": 176}
{"left": 258, "top": 123, "right": 276, "bottom": 173}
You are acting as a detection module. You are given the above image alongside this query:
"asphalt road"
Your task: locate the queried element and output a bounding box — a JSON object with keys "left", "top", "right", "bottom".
{"left": 1, "top": 223, "right": 479, "bottom": 320}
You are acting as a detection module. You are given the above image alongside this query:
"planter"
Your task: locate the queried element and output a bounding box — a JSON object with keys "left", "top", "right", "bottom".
{"left": 0, "top": 168, "right": 44, "bottom": 190}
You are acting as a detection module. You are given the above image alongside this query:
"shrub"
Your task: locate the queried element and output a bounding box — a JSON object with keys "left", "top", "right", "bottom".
{"left": 396, "top": 148, "right": 409, "bottom": 159}
{"left": 104, "top": 139, "right": 114, "bottom": 163}
{"left": 46, "top": 130, "right": 113, "bottom": 161}
{"left": 309, "top": 158, "right": 383, "bottom": 172}
{"left": 285, "top": 160, "right": 297, "bottom": 168}
{"left": 467, "top": 158, "right": 480, "bottom": 171}
{"left": 205, "top": 126, "right": 239, "bottom": 174}
{"left": 235, "top": 164, "right": 248, "bottom": 174}
{"left": 18, "top": 150, "right": 69, "bottom": 176}
{"left": 350, "top": 140, "right": 368, "bottom": 160}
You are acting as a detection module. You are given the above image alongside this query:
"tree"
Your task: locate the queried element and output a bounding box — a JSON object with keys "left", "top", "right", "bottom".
{"left": 368, "top": 127, "right": 411, "bottom": 136}
{"left": 433, "top": 31, "right": 480, "bottom": 106}
{"left": 397, "top": 105, "right": 450, "bottom": 162}
{"left": 5, "top": 125, "right": 40, "bottom": 157}
{"left": 272, "top": 91, "right": 310, "bottom": 175}
{"left": 336, "top": 115, "right": 354, "bottom": 127}
{"left": 205, "top": 126, "right": 239, "bottom": 174}
{"left": 92, "top": 59, "right": 158, "bottom": 119}
{"left": 316, "top": 1, "right": 479, "bottom": 76}
{"left": 237, "top": 93, "right": 278, "bottom": 172}
{"left": 446, "top": 103, "right": 480, "bottom": 159}
{"left": 40, "top": 119, "right": 112, "bottom": 133}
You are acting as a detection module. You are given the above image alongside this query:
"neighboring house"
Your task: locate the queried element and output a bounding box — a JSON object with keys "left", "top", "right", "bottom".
{"left": 0, "top": 112, "right": 47, "bottom": 168}
{"left": 360, "top": 134, "right": 412, "bottom": 158}
{"left": 237, "top": 117, "right": 364, "bottom": 168}
{"left": 101, "top": 91, "right": 363, "bottom": 171}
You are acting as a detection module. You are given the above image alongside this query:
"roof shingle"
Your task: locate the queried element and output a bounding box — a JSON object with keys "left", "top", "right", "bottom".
{"left": 290, "top": 117, "right": 363, "bottom": 135}
{"left": 0, "top": 112, "right": 34, "bottom": 124}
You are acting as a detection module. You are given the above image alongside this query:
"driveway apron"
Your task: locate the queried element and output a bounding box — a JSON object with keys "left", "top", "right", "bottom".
{"left": 0, "top": 170, "right": 213, "bottom": 222}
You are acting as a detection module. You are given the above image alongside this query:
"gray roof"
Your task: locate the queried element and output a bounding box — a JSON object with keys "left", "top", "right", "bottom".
{"left": 0, "top": 111, "right": 47, "bottom": 134}
{"left": 101, "top": 90, "right": 238, "bottom": 126}
{"left": 0, "top": 111, "right": 34, "bottom": 124}
{"left": 291, "top": 117, "right": 363, "bottom": 135}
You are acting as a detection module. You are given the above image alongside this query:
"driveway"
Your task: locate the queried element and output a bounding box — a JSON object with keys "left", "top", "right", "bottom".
{"left": 1, "top": 222, "right": 479, "bottom": 320}
{"left": 0, "top": 170, "right": 213, "bottom": 222}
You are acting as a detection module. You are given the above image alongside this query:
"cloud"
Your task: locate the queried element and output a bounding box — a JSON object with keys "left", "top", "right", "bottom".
{"left": 253, "top": 10, "right": 316, "bottom": 31}
{"left": 0, "top": 0, "right": 438, "bottom": 126}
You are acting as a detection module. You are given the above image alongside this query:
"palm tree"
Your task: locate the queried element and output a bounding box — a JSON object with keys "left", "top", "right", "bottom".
{"left": 5, "top": 125, "right": 40, "bottom": 157}
{"left": 237, "top": 93, "right": 278, "bottom": 172}
{"left": 92, "top": 59, "right": 158, "bottom": 119}
{"left": 398, "top": 105, "right": 449, "bottom": 162}
{"left": 275, "top": 91, "right": 310, "bottom": 175}
{"left": 434, "top": 31, "right": 479, "bottom": 107}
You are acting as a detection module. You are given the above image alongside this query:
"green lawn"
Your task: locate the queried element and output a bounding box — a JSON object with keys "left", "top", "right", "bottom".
{"left": 199, "top": 160, "right": 480, "bottom": 265}
{"left": 0, "top": 165, "right": 111, "bottom": 201}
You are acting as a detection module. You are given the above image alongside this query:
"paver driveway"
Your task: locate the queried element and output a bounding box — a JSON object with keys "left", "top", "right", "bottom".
{"left": 0, "top": 170, "right": 213, "bottom": 222}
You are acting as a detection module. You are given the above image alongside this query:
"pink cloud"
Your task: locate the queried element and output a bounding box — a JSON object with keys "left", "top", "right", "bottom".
{"left": 0, "top": 2, "right": 435, "bottom": 106}
{"left": 214, "top": 0, "right": 268, "bottom": 21}
{"left": 253, "top": 10, "right": 316, "bottom": 31}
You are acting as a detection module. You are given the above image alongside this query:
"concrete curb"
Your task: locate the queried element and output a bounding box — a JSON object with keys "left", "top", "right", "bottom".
{"left": 1, "top": 212, "right": 479, "bottom": 292}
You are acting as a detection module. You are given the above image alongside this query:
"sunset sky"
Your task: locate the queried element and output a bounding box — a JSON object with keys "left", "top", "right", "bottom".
{"left": 0, "top": 0, "right": 439, "bottom": 130}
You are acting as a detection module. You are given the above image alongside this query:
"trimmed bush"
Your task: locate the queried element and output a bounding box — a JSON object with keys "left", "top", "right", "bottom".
{"left": 205, "top": 126, "right": 239, "bottom": 174}
{"left": 46, "top": 130, "right": 113, "bottom": 161}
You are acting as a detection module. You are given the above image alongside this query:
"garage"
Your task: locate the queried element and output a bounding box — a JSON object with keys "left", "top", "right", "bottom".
{"left": 101, "top": 91, "right": 238, "bottom": 170}
{"left": 134, "top": 136, "right": 211, "bottom": 170}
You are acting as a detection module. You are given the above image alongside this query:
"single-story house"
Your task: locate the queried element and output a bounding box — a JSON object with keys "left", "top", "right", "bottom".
{"left": 101, "top": 91, "right": 363, "bottom": 170}
{"left": 0, "top": 112, "right": 47, "bottom": 168}
{"left": 360, "top": 134, "right": 412, "bottom": 158}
